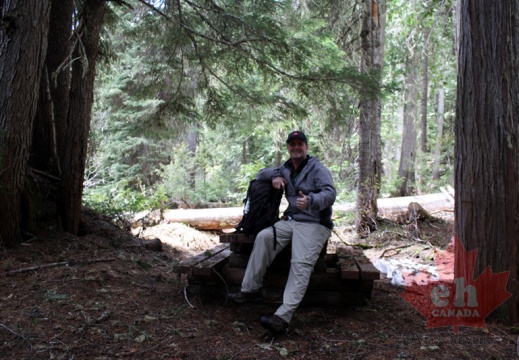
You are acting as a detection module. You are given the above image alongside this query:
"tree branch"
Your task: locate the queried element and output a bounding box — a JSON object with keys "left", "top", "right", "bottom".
{"left": 0, "top": 323, "right": 32, "bottom": 348}
{"left": 137, "top": 0, "right": 233, "bottom": 46}
{"left": 6, "top": 258, "right": 116, "bottom": 276}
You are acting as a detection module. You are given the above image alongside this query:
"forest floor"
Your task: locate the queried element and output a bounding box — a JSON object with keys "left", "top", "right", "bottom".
{"left": 0, "top": 208, "right": 517, "bottom": 359}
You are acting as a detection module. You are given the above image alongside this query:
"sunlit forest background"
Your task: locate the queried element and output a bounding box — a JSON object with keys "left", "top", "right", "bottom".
{"left": 83, "top": 0, "right": 456, "bottom": 216}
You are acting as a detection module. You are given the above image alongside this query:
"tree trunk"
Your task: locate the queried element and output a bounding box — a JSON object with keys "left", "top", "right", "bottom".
{"left": 355, "top": 0, "right": 385, "bottom": 236}
{"left": 455, "top": 0, "right": 519, "bottom": 322}
{"left": 31, "top": 0, "right": 73, "bottom": 175}
{"left": 454, "top": 0, "right": 461, "bottom": 74}
{"left": 397, "top": 54, "right": 418, "bottom": 196}
{"left": 420, "top": 26, "right": 430, "bottom": 153}
{"left": 26, "top": 0, "right": 74, "bottom": 231}
{"left": 187, "top": 125, "right": 198, "bottom": 189}
{"left": 242, "top": 138, "right": 248, "bottom": 164}
{"left": 58, "top": 0, "right": 106, "bottom": 234}
{"left": 0, "top": 1, "right": 51, "bottom": 246}
{"left": 432, "top": 86, "right": 445, "bottom": 180}
{"left": 275, "top": 132, "right": 283, "bottom": 166}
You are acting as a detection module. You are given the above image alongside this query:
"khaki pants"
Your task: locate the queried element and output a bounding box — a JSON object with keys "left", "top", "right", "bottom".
{"left": 241, "top": 219, "right": 331, "bottom": 323}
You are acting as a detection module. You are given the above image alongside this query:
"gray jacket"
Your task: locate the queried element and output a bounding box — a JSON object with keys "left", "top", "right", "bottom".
{"left": 273, "top": 156, "right": 336, "bottom": 229}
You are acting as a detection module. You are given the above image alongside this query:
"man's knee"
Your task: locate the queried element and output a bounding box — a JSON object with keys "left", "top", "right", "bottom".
{"left": 290, "top": 258, "right": 317, "bottom": 269}
{"left": 253, "top": 228, "right": 274, "bottom": 251}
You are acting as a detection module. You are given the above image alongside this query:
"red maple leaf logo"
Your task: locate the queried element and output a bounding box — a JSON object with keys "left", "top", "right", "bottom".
{"left": 401, "top": 233, "right": 512, "bottom": 334}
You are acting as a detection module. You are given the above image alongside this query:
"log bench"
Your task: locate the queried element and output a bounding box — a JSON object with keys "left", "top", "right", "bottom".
{"left": 175, "top": 243, "right": 232, "bottom": 278}
{"left": 174, "top": 233, "right": 380, "bottom": 306}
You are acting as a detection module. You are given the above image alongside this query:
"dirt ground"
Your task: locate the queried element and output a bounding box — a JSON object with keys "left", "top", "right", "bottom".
{"left": 0, "top": 208, "right": 517, "bottom": 359}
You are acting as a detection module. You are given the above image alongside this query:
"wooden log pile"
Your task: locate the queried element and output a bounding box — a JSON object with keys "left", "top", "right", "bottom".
{"left": 175, "top": 233, "right": 381, "bottom": 306}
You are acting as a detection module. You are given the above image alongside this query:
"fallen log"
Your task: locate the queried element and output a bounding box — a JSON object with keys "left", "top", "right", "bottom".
{"left": 162, "top": 207, "right": 244, "bottom": 230}
{"left": 161, "top": 192, "right": 454, "bottom": 231}
{"left": 375, "top": 193, "right": 453, "bottom": 217}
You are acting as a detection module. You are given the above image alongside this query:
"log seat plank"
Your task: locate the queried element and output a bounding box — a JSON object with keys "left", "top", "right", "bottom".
{"left": 336, "top": 245, "right": 360, "bottom": 280}
{"left": 336, "top": 245, "right": 380, "bottom": 281}
{"left": 175, "top": 243, "right": 230, "bottom": 274}
{"left": 219, "top": 233, "right": 255, "bottom": 244}
{"left": 354, "top": 253, "right": 381, "bottom": 280}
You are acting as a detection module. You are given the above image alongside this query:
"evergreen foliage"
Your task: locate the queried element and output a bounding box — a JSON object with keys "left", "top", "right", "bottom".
{"left": 381, "top": 0, "right": 456, "bottom": 195}
{"left": 87, "top": 0, "right": 457, "bottom": 215}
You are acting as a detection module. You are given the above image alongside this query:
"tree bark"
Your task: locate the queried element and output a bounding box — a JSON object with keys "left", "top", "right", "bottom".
{"left": 58, "top": 0, "right": 106, "bottom": 234}
{"left": 31, "top": 0, "right": 73, "bottom": 175}
{"left": 242, "top": 138, "right": 248, "bottom": 164}
{"left": 455, "top": 0, "right": 519, "bottom": 322}
{"left": 420, "top": 26, "right": 430, "bottom": 153}
{"left": 26, "top": 0, "right": 74, "bottom": 231}
{"left": 187, "top": 125, "right": 198, "bottom": 189}
{"left": 432, "top": 86, "right": 445, "bottom": 180}
{"left": 355, "top": 0, "right": 385, "bottom": 236}
{"left": 0, "top": 1, "right": 51, "bottom": 246}
{"left": 397, "top": 54, "right": 418, "bottom": 196}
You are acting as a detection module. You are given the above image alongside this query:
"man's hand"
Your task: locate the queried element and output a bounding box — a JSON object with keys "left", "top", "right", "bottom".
{"left": 297, "top": 191, "right": 308, "bottom": 209}
{"left": 272, "top": 177, "right": 286, "bottom": 190}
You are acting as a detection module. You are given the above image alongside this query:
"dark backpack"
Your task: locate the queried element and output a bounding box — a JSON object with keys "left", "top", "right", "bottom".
{"left": 235, "top": 168, "right": 283, "bottom": 237}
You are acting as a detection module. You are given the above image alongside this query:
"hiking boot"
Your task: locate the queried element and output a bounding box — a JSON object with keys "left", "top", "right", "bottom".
{"left": 227, "top": 290, "right": 262, "bottom": 304}
{"left": 259, "top": 314, "right": 289, "bottom": 334}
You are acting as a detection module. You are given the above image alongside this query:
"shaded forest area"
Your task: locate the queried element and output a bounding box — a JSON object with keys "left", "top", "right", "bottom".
{"left": 1, "top": 208, "right": 517, "bottom": 359}
{"left": 2, "top": 0, "right": 519, "bottom": 356}
{"left": 1, "top": 1, "right": 456, "bottom": 244}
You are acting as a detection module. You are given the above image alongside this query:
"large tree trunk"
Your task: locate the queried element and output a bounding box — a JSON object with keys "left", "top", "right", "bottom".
{"left": 397, "top": 54, "right": 418, "bottom": 196}
{"left": 27, "top": 0, "right": 74, "bottom": 231}
{"left": 0, "top": 1, "right": 51, "bottom": 246}
{"left": 355, "top": 0, "right": 385, "bottom": 236}
{"left": 455, "top": 0, "right": 519, "bottom": 322}
{"left": 58, "top": 0, "right": 106, "bottom": 234}
{"left": 31, "top": 0, "right": 73, "bottom": 175}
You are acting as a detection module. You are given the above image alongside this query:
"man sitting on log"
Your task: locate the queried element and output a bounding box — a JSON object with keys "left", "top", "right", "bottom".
{"left": 228, "top": 130, "right": 336, "bottom": 334}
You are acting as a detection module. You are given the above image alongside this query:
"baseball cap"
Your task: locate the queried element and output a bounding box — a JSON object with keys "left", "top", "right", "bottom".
{"left": 286, "top": 131, "right": 308, "bottom": 144}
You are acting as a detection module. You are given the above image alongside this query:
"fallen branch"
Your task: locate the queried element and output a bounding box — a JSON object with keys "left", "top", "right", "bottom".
{"left": 183, "top": 285, "right": 195, "bottom": 308}
{"left": 30, "top": 167, "right": 61, "bottom": 181}
{"left": 0, "top": 323, "right": 31, "bottom": 347}
{"left": 412, "top": 237, "right": 435, "bottom": 249}
{"left": 332, "top": 228, "right": 355, "bottom": 247}
{"left": 6, "top": 258, "right": 115, "bottom": 276}
{"left": 379, "top": 245, "right": 411, "bottom": 258}
{"left": 379, "top": 229, "right": 435, "bottom": 249}
{"left": 212, "top": 267, "right": 229, "bottom": 301}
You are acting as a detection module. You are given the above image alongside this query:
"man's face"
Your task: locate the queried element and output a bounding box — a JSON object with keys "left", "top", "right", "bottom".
{"left": 287, "top": 139, "right": 308, "bottom": 162}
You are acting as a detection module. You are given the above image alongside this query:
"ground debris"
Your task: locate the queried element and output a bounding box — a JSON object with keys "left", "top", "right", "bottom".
{"left": 0, "top": 209, "right": 515, "bottom": 359}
